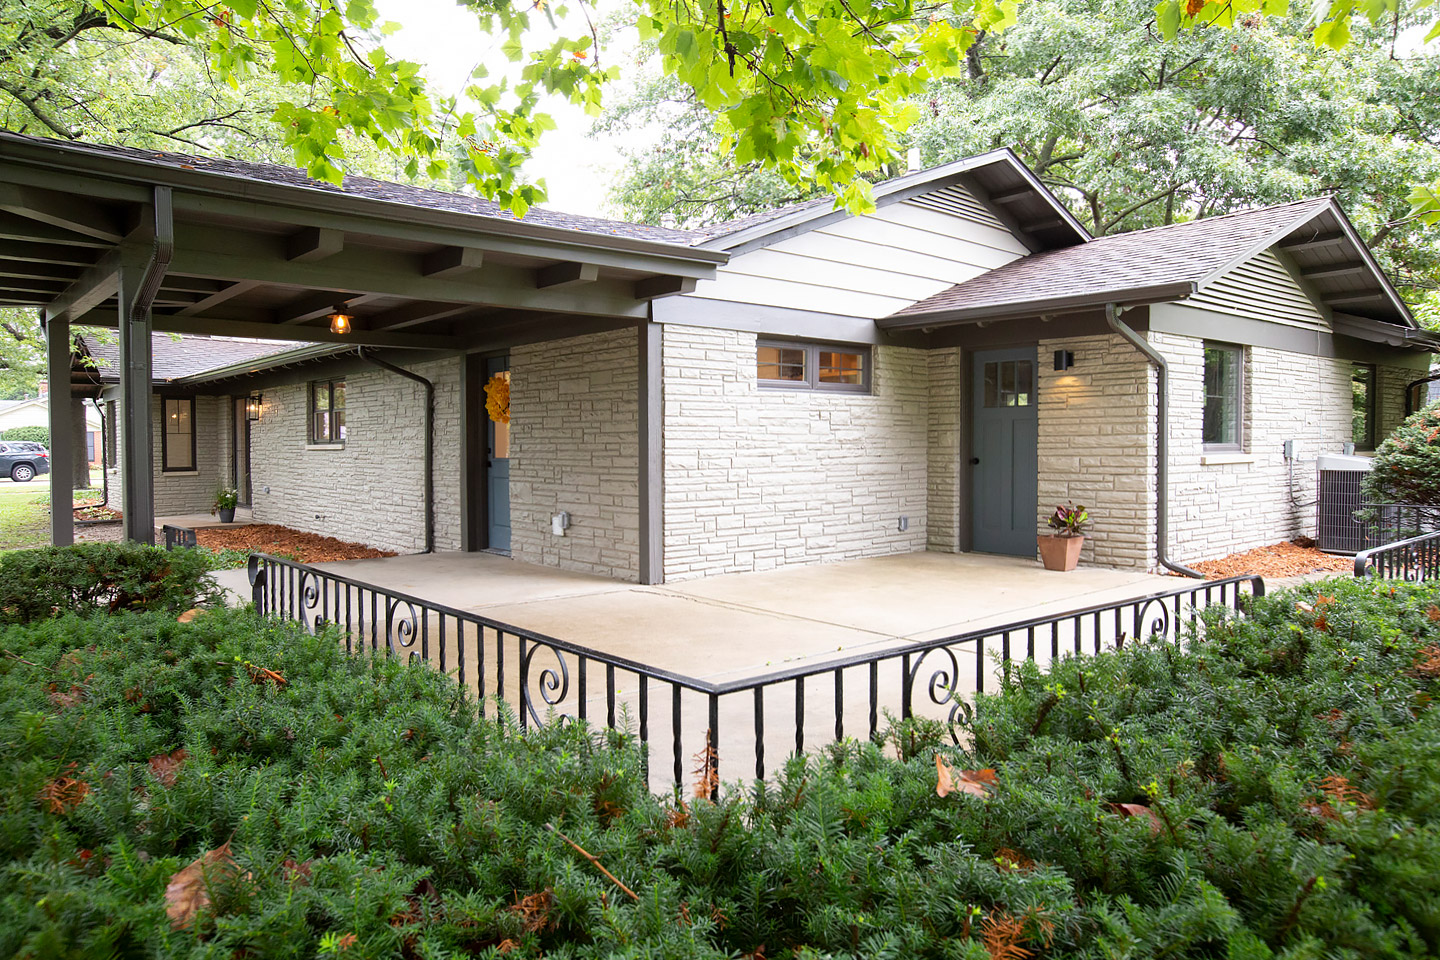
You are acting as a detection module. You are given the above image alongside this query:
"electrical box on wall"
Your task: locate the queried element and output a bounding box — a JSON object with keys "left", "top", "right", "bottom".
{"left": 551, "top": 511, "right": 570, "bottom": 537}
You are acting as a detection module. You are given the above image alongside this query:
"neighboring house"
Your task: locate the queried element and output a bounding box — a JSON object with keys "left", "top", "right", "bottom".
{"left": 5, "top": 132, "right": 1432, "bottom": 580}
{"left": 0, "top": 395, "right": 103, "bottom": 465}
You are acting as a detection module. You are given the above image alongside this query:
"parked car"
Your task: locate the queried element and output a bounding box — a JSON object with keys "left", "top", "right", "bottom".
{"left": 0, "top": 442, "right": 50, "bottom": 482}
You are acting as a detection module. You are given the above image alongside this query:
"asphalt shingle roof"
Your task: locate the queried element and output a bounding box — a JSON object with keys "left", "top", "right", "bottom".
{"left": 78, "top": 334, "right": 310, "bottom": 382}
{"left": 888, "top": 197, "right": 1334, "bottom": 321}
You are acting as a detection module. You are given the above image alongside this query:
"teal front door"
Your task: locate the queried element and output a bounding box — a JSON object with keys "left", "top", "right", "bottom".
{"left": 971, "top": 348, "right": 1039, "bottom": 556}
{"left": 485, "top": 356, "right": 511, "bottom": 552}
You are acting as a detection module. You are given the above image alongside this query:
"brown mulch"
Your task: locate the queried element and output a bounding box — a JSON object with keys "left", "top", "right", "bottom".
{"left": 74, "top": 504, "right": 122, "bottom": 522}
{"left": 1186, "top": 539, "right": 1353, "bottom": 581}
{"left": 194, "top": 524, "right": 396, "bottom": 564}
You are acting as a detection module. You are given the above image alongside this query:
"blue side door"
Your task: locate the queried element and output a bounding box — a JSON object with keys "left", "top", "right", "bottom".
{"left": 485, "top": 356, "right": 511, "bottom": 552}
{"left": 971, "top": 347, "right": 1039, "bottom": 556}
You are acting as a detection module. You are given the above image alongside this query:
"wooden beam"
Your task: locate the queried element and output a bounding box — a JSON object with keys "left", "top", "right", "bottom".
{"left": 0, "top": 183, "right": 124, "bottom": 243}
{"left": 0, "top": 239, "right": 100, "bottom": 267}
{"left": 175, "top": 279, "right": 261, "bottom": 316}
{"left": 44, "top": 243, "right": 141, "bottom": 324}
{"left": 634, "top": 275, "right": 696, "bottom": 300}
{"left": 366, "top": 301, "right": 474, "bottom": 331}
{"left": 0, "top": 212, "right": 111, "bottom": 247}
{"left": 1324, "top": 293, "right": 1387, "bottom": 307}
{"left": 1281, "top": 233, "right": 1346, "bottom": 254}
{"left": 71, "top": 309, "right": 463, "bottom": 349}
{"left": 988, "top": 187, "right": 1033, "bottom": 205}
{"left": 286, "top": 227, "right": 344, "bottom": 262}
{"left": 536, "top": 261, "right": 599, "bottom": 289}
{"left": 422, "top": 246, "right": 484, "bottom": 279}
{"left": 1301, "top": 264, "right": 1368, "bottom": 281}
{"left": 275, "top": 291, "right": 383, "bottom": 325}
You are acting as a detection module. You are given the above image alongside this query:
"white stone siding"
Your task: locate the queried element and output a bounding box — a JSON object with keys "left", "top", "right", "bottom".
{"left": 1377, "top": 364, "right": 1415, "bottom": 441}
{"left": 1036, "top": 335, "right": 1156, "bottom": 569}
{"left": 926, "top": 348, "right": 963, "bottom": 552}
{"left": 248, "top": 357, "right": 462, "bottom": 554}
{"left": 662, "top": 325, "right": 929, "bottom": 580}
{"left": 108, "top": 394, "right": 233, "bottom": 518}
{"left": 508, "top": 328, "right": 640, "bottom": 581}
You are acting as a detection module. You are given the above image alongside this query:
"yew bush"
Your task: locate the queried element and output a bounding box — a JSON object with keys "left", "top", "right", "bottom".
{"left": 1, "top": 577, "right": 1439, "bottom": 957}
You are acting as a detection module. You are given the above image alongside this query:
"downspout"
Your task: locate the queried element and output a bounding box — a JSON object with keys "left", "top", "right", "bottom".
{"left": 1104, "top": 302, "right": 1204, "bottom": 578}
{"left": 133, "top": 187, "right": 174, "bottom": 316}
{"left": 91, "top": 398, "right": 108, "bottom": 509}
{"left": 356, "top": 347, "right": 434, "bottom": 553}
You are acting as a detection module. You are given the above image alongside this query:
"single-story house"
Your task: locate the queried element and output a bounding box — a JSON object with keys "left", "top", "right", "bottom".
{"left": 4, "top": 132, "right": 1432, "bottom": 580}
{"left": 0, "top": 393, "right": 103, "bottom": 464}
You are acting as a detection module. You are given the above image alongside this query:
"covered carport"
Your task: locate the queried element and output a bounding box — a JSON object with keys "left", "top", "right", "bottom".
{"left": 0, "top": 132, "right": 723, "bottom": 568}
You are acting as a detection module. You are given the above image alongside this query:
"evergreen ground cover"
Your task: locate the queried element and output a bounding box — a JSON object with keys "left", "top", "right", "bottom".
{"left": 1, "top": 568, "right": 1438, "bottom": 958}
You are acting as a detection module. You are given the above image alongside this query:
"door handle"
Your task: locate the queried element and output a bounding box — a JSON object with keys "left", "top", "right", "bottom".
{"left": 969, "top": 457, "right": 980, "bottom": 465}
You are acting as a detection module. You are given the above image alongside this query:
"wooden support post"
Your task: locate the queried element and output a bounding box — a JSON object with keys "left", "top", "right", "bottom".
{"left": 118, "top": 265, "right": 155, "bottom": 544}
{"left": 46, "top": 309, "right": 73, "bottom": 546}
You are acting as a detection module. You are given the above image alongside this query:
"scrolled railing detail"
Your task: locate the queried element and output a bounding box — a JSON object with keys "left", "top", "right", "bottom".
{"left": 520, "top": 640, "right": 572, "bottom": 729}
{"left": 384, "top": 596, "right": 422, "bottom": 660}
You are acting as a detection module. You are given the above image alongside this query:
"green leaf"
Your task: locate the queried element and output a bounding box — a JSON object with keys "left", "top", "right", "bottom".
{"left": 1156, "top": 0, "right": 1182, "bottom": 39}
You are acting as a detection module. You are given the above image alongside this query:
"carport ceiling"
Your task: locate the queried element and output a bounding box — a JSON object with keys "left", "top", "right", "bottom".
{"left": 0, "top": 133, "right": 726, "bottom": 351}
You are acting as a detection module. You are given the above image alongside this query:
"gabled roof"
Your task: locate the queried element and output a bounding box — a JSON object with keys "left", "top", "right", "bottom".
{"left": 693, "top": 149, "right": 1091, "bottom": 256}
{"left": 880, "top": 197, "right": 1419, "bottom": 336}
{"left": 76, "top": 334, "right": 316, "bottom": 383}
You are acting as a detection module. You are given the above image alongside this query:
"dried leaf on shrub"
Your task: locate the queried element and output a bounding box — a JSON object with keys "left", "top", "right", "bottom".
{"left": 980, "top": 910, "right": 1033, "bottom": 960}
{"left": 47, "top": 683, "right": 86, "bottom": 709}
{"left": 39, "top": 775, "right": 90, "bottom": 814}
{"left": 510, "top": 889, "right": 555, "bottom": 933}
{"left": 165, "top": 842, "right": 244, "bottom": 929}
{"left": 1105, "top": 802, "right": 1164, "bottom": 835}
{"left": 148, "top": 748, "right": 186, "bottom": 787}
{"left": 935, "top": 754, "right": 995, "bottom": 798}
{"left": 993, "top": 847, "right": 1035, "bottom": 871}
{"left": 1426, "top": 605, "right": 1440, "bottom": 623}
{"left": 282, "top": 858, "right": 312, "bottom": 885}
{"left": 176, "top": 608, "right": 207, "bottom": 624}
{"left": 1414, "top": 645, "right": 1440, "bottom": 677}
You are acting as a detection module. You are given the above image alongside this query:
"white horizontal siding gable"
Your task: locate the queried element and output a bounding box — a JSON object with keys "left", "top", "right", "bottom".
{"left": 1189, "top": 249, "right": 1330, "bottom": 332}
{"left": 687, "top": 184, "right": 1031, "bottom": 320}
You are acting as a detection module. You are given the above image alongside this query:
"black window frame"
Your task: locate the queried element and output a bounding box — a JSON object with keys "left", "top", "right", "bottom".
{"left": 756, "top": 339, "right": 871, "bottom": 394}
{"left": 308, "top": 379, "right": 346, "bottom": 446}
{"left": 160, "top": 395, "right": 197, "bottom": 472}
{"left": 1351, "top": 362, "right": 1377, "bottom": 451}
{"left": 1202, "top": 342, "right": 1245, "bottom": 453}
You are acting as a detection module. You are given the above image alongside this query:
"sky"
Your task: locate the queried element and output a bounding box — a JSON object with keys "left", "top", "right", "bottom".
{"left": 372, "top": 0, "right": 637, "bottom": 218}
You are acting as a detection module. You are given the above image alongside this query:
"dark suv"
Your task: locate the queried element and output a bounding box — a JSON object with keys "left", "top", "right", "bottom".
{"left": 0, "top": 442, "right": 50, "bottom": 482}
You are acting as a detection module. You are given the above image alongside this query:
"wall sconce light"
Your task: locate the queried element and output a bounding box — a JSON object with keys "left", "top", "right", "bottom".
{"left": 328, "top": 305, "right": 353, "bottom": 335}
{"left": 1053, "top": 350, "right": 1075, "bottom": 371}
{"left": 245, "top": 394, "right": 263, "bottom": 422}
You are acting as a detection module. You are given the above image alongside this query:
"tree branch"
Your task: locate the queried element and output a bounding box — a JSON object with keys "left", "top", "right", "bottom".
{"left": 0, "top": 79, "right": 75, "bottom": 139}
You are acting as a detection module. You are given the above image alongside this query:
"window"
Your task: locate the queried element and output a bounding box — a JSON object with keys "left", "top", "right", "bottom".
{"left": 309, "top": 379, "right": 346, "bottom": 445}
{"left": 981, "top": 358, "right": 1035, "bottom": 407}
{"left": 1203, "top": 343, "right": 1244, "bottom": 451}
{"left": 756, "top": 341, "right": 869, "bottom": 393}
{"left": 1352, "top": 363, "right": 1376, "bottom": 450}
{"left": 161, "top": 397, "right": 195, "bottom": 471}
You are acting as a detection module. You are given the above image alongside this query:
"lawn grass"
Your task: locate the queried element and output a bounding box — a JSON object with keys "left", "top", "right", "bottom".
{"left": 0, "top": 480, "right": 106, "bottom": 551}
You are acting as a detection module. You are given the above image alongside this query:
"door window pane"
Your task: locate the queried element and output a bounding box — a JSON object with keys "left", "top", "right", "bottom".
{"left": 983, "top": 360, "right": 1034, "bottom": 407}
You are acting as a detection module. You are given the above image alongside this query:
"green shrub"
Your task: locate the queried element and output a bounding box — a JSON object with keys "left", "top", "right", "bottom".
{"left": 0, "top": 542, "right": 220, "bottom": 624}
{"left": 0, "top": 579, "right": 1438, "bottom": 958}
{"left": 1363, "top": 403, "right": 1440, "bottom": 524}
{"left": 2, "top": 425, "right": 49, "bottom": 446}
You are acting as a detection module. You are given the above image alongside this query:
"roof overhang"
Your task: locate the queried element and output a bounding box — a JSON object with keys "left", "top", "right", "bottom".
{"left": 877, "top": 280, "right": 1197, "bottom": 331}
{"left": 0, "top": 133, "right": 726, "bottom": 356}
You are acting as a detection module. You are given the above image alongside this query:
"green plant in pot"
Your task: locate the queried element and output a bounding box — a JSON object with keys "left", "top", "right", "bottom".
{"left": 211, "top": 485, "right": 239, "bottom": 523}
{"left": 1039, "top": 502, "right": 1088, "bottom": 571}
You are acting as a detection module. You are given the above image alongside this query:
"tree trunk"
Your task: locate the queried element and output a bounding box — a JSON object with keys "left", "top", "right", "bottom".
{"left": 70, "top": 396, "right": 91, "bottom": 490}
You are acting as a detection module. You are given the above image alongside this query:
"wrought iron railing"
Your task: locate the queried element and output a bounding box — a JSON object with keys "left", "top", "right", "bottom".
{"left": 247, "top": 554, "right": 1263, "bottom": 792}
{"left": 1354, "top": 529, "right": 1440, "bottom": 581}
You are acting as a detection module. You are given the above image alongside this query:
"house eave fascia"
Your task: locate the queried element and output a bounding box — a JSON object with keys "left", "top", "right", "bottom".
{"left": 1331, "top": 312, "right": 1439, "bottom": 350}
{"left": 169, "top": 343, "right": 356, "bottom": 386}
{"left": 698, "top": 148, "right": 1090, "bottom": 256}
{"left": 877, "top": 281, "right": 1198, "bottom": 331}
{"left": 0, "top": 134, "right": 729, "bottom": 272}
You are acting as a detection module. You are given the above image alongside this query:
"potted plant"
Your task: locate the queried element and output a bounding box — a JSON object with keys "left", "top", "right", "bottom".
{"left": 211, "top": 485, "right": 239, "bottom": 524}
{"left": 1038, "top": 502, "right": 1088, "bottom": 571}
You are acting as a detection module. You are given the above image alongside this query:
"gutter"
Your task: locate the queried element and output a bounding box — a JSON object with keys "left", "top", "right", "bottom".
{"left": 356, "top": 347, "right": 434, "bottom": 554}
{"left": 880, "top": 281, "right": 1198, "bottom": 332}
{"left": 1104, "top": 303, "right": 1204, "bottom": 579}
{"left": 170, "top": 343, "right": 353, "bottom": 386}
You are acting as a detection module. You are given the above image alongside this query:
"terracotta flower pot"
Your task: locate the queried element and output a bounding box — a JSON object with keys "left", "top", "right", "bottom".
{"left": 1038, "top": 534, "right": 1084, "bottom": 571}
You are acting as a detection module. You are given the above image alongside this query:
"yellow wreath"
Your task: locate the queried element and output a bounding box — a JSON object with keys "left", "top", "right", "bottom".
{"left": 484, "top": 373, "right": 510, "bottom": 424}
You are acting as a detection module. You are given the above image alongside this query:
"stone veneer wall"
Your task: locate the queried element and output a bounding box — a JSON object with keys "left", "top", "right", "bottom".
{"left": 507, "top": 328, "right": 641, "bottom": 581}
{"left": 1037, "top": 330, "right": 1423, "bottom": 571}
{"left": 1036, "top": 335, "right": 1156, "bottom": 569}
{"left": 249, "top": 357, "right": 463, "bottom": 554}
{"left": 108, "top": 394, "right": 233, "bottom": 519}
{"left": 926, "top": 348, "right": 964, "bottom": 552}
{"left": 661, "top": 324, "right": 929, "bottom": 580}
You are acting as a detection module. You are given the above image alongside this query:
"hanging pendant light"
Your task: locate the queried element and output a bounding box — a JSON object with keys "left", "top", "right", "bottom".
{"left": 328, "top": 305, "right": 353, "bottom": 335}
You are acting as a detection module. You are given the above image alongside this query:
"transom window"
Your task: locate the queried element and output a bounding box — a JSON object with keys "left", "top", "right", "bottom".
{"left": 756, "top": 340, "right": 869, "bottom": 393}
{"left": 1352, "top": 363, "right": 1376, "bottom": 451}
{"left": 161, "top": 396, "right": 195, "bottom": 471}
{"left": 1203, "top": 343, "right": 1244, "bottom": 451}
{"left": 309, "top": 379, "right": 346, "bottom": 445}
{"left": 982, "top": 359, "right": 1034, "bottom": 407}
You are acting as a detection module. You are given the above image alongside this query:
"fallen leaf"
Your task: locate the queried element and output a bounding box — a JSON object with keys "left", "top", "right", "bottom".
{"left": 47, "top": 683, "right": 85, "bottom": 709}
{"left": 1428, "top": 605, "right": 1440, "bottom": 623}
{"left": 1106, "top": 802, "right": 1164, "bottom": 836}
{"left": 1296, "top": 601, "right": 1315, "bottom": 614}
{"left": 282, "top": 858, "right": 313, "bottom": 885}
{"left": 165, "top": 842, "right": 239, "bottom": 929}
{"left": 936, "top": 755, "right": 995, "bottom": 798}
{"left": 39, "top": 776, "right": 90, "bottom": 814}
{"left": 149, "top": 748, "right": 187, "bottom": 787}
{"left": 177, "top": 608, "right": 207, "bottom": 623}
{"left": 336, "top": 933, "right": 358, "bottom": 951}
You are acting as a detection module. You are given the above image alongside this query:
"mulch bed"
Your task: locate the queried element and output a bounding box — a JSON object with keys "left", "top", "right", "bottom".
{"left": 74, "top": 504, "right": 122, "bottom": 523}
{"left": 194, "top": 524, "right": 396, "bottom": 564}
{"left": 1186, "top": 538, "right": 1354, "bottom": 581}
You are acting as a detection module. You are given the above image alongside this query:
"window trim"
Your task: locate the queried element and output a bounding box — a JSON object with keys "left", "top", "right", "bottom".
{"left": 308, "top": 379, "right": 346, "bottom": 447}
{"left": 160, "top": 396, "right": 197, "bottom": 473}
{"left": 756, "top": 339, "right": 871, "bottom": 394}
{"left": 1202, "top": 342, "right": 1245, "bottom": 453}
{"left": 1351, "top": 362, "right": 1377, "bottom": 452}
